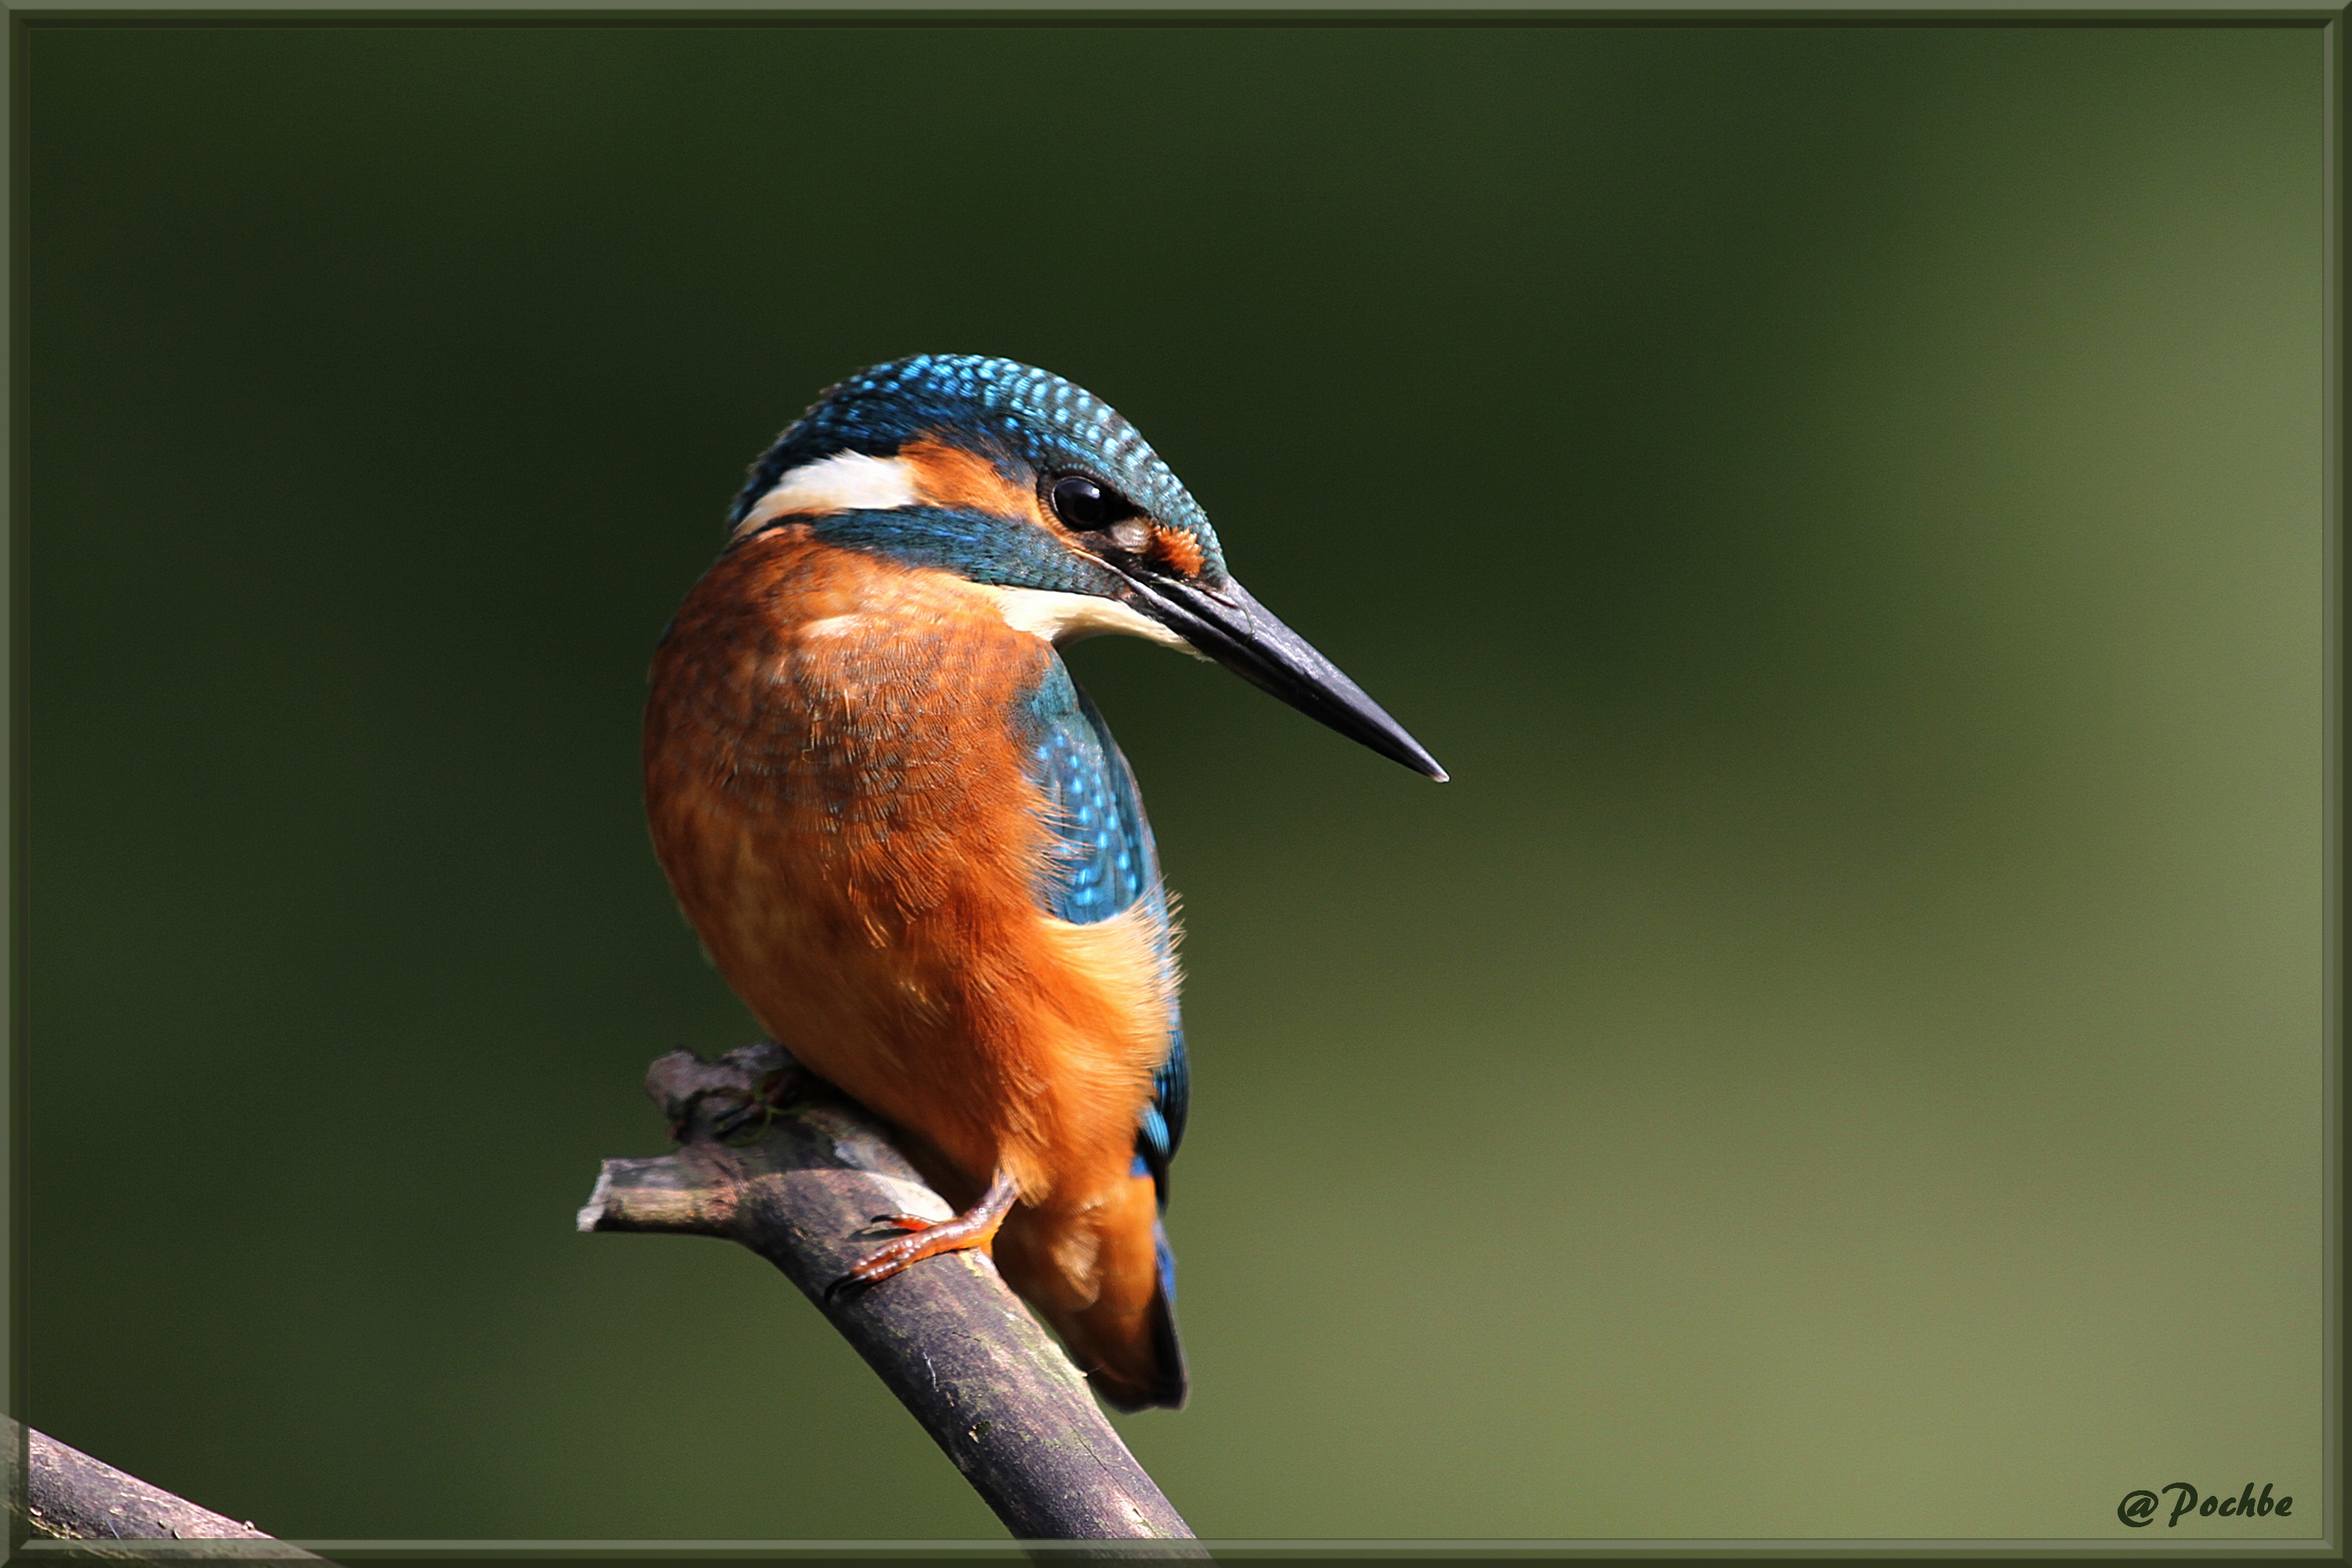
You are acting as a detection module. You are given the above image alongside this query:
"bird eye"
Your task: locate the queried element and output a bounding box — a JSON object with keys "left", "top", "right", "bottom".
{"left": 1050, "top": 474, "right": 1128, "bottom": 531}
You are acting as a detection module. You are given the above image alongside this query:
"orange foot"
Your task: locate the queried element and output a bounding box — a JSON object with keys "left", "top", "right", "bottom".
{"left": 830, "top": 1169, "right": 1018, "bottom": 1298}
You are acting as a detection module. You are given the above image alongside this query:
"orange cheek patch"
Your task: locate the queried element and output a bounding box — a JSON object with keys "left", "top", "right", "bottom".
{"left": 1146, "top": 526, "right": 1205, "bottom": 578}
{"left": 902, "top": 437, "right": 1044, "bottom": 525}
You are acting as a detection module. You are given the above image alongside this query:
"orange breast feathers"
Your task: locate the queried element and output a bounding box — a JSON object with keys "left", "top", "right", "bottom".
{"left": 642, "top": 529, "right": 1172, "bottom": 1223}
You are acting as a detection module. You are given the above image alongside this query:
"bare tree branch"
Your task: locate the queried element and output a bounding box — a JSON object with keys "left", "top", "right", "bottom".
{"left": 7, "top": 1417, "right": 323, "bottom": 1560}
{"left": 579, "top": 1042, "right": 1202, "bottom": 1550}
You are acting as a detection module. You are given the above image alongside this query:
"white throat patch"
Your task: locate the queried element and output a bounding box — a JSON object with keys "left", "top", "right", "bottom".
{"left": 976, "top": 585, "right": 1205, "bottom": 658}
{"left": 734, "top": 452, "right": 919, "bottom": 539}
{"left": 731, "top": 456, "right": 1204, "bottom": 661}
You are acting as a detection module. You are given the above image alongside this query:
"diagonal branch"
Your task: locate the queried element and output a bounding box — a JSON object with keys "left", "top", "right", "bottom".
{"left": 577, "top": 1042, "right": 1200, "bottom": 1549}
{"left": 7, "top": 1417, "right": 324, "bottom": 1559}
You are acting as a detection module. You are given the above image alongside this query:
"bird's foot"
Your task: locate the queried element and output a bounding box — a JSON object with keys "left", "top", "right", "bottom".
{"left": 867, "top": 1212, "right": 940, "bottom": 1233}
{"left": 828, "top": 1169, "right": 1019, "bottom": 1298}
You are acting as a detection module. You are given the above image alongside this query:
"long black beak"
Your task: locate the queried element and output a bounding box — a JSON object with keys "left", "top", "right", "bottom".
{"left": 1117, "top": 572, "right": 1448, "bottom": 782}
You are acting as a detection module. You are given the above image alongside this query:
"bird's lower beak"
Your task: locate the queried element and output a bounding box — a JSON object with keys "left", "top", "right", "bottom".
{"left": 1116, "top": 572, "right": 1447, "bottom": 782}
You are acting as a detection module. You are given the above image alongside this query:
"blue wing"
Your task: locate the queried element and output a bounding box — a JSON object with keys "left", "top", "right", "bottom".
{"left": 1022, "top": 662, "right": 1187, "bottom": 1210}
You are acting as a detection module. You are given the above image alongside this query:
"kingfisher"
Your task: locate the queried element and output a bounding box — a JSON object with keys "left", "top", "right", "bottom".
{"left": 643, "top": 354, "right": 1445, "bottom": 1411}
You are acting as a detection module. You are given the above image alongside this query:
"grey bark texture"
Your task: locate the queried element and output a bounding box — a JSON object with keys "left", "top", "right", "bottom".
{"left": 579, "top": 1041, "right": 1203, "bottom": 1552}
{"left": 7, "top": 1417, "right": 323, "bottom": 1560}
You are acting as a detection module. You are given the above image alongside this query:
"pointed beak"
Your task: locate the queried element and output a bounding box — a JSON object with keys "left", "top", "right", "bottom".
{"left": 1115, "top": 572, "right": 1448, "bottom": 782}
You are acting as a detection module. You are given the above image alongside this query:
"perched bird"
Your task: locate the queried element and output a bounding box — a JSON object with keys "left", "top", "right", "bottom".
{"left": 643, "top": 354, "right": 1444, "bottom": 1410}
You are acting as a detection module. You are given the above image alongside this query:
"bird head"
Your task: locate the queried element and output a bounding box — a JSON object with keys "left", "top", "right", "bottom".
{"left": 728, "top": 354, "right": 1446, "bottom": 782}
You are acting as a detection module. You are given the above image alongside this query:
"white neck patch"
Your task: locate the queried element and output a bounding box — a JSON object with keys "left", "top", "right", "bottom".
{"left": 732, "top": 456, "right": 1206, "bottom": 662}
{"left": 975, "top": 585, "right": 1206, "bottom": 659}
{"left": 733, "top": 452, "right": 920, "bottom": 539}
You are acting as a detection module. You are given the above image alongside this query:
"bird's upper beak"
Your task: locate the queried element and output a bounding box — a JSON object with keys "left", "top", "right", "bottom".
{"left": 1113, "top": 570, "right": 1447, "bottom": 782}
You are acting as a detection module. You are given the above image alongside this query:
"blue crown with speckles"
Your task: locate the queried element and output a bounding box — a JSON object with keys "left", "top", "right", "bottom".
{"left": 733, "top": 354, "right": 1227, "bottom": 579}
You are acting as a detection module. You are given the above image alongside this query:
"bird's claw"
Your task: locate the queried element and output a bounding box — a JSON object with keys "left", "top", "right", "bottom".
{"left": 822, "top": 1168, "right": 1018, "bottom": 1301}
{"left": 822, "top": 1217, "right": 945, "bottom": 1299}
{"left": 830, "top": 1229, "right": 942, "bottom": 1297}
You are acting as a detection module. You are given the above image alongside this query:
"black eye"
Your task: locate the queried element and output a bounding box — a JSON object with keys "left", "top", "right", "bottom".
{"left": 1050, "top": 474, "right": 1127, "bottom": 531}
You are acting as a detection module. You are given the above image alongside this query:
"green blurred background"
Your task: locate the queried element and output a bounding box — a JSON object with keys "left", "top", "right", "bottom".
{"left": 21, "top": 20, "right": 2325, "bottom": 1543}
